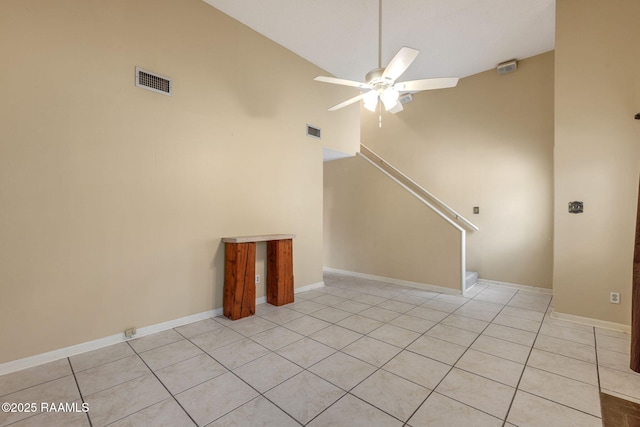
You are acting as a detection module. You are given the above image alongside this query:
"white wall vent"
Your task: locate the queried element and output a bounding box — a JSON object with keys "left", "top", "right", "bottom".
{"left": 497, "top": 60, "right": 518, "bottom": 75}
{"left": 306, "top": 124, "right": 321, "bottom": 139}
{"left": 399, "top": 93, "right": 413, "bottom": 105}
{"left": 135, "top": 67, "right": 172, "bottom": 96}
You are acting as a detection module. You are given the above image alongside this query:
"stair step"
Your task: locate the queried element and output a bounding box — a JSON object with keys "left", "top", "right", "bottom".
{"left": 465, "top": 271, "right": 479, "bottom": 291}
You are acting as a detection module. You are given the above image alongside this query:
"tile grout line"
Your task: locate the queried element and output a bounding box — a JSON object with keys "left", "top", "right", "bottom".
{"left": 65, "top": 360, "right": 148, "bottom": 397}
{"left": 66, "top": 357, "right": 93, "bottom": 427}
{"left": 499, "top": 291, "right": 553, "bottom": 426}
{"left": 300, "top": 285, "right": 439, "bottom": 425}
{"left": 171, "top": 328, "right": 274, "bottom": 425}
{"left": 207, "top": 284, "right": 506, "bottom": 424}
{"left": 179, "top": 324, "right": 306, "bottom": 426}
{"left": 0, "top": 370, "right": 84, "bottom": 413}
{"left": 5, "top": 277, "right": 628, "bottom": 426}
{"left": 497, "top": 295, "right": 604, "bottom": 424}
{"left": 379, "top": 284, "right": 523, "bottom": 425}
{"left": 308, "top": 280, "right": 628, "bottom": 424}
{"left": 276, "top": 298, "right": 400, "bottom": 425}
{"left": 594, "top": 328, "right": 602, "bottom": 393}
{"left": 423, "top": 285, "right": 545, "bottom": 422}
{"left": 72, "top": 280, "right": 569, "bottom": 424}
{"left": 274, "top": 282, "right": 468, "bottom": 425}
{"left": 414, "top": 285, "right": 524, "bottom": 426}
{"left": 123, "top": 339, "right": 201, "bottom": 427}
{"left": 301, "top": 285, "right": 432, "bottom": 426}
{"left": 188, "top": 297, "right": 382, "bottom": 426}
{"left": 519, "top": 347, "right": 600, "bottom": 387}
{"left": 348, "top": 281, "right": 546, "bottom": 424}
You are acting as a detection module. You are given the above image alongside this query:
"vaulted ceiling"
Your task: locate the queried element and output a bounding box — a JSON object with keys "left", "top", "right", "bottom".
{"left": 203, "top": 0, "right": 555, "bottom": 83}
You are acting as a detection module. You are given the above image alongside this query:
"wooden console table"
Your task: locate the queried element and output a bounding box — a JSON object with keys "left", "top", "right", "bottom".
{"left": 221, "top": 234, "right": 295, "bottom": 320}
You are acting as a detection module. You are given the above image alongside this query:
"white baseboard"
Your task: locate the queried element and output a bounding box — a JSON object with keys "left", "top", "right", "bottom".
{"left": 477, "top": 278, "right": 553, "bottom": 295}
{"left": 550, "top": 311, "right": 631, "bottom": 333}
{"left": 477, "top": 279, "right": 628, "bottom": 332}
{"left": 0, "top": 281, "right": 325, "bottom": 376}
{"left": 462, "top": 282, "right": 485, "bottom": 297}
{"left": 0, "top": 309, "right": 219, "bottom": 376}
{"left": 323, "top": 267, "right": 462, "bottom": 295}
{"left": 295, "top": 281, "right": 325, "bottom": 292}
{"left": 322, "top": 270, "right": 629, "bottom": 333}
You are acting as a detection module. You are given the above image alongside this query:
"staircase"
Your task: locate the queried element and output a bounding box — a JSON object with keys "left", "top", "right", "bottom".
{"left": 358, "top": 144, "right": 479, "bottom": 294}
{"left": 359, "top": 145, "right": 479, "bottom": 232}
{"left": 465, "top": 271, "right": 479, "bottom": 291}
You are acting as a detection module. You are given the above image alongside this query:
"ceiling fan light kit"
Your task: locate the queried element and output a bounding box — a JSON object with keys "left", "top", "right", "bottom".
{"left": 313, "top": 0, "right": 459, "bottom": 123}
{"left": 381, "top": 87, "right": 400, "bottom": 110}
{"left": 363, "top": 89, "right": 379, "bottom": 112}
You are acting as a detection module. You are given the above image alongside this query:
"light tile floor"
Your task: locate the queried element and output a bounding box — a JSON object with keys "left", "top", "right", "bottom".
{"left": 2, "top": 272, "right": 639, "bottom": 426}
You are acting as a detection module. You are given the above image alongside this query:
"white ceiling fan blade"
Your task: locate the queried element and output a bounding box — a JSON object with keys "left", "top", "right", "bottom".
{"left": 394, "top": 77, "right": 459, "bottom": 92}
{"left": 314, "top": 76, "right": 372, "bottom": 90}
{"left": 381, "top": 47, "right": 419, "bottom": 81}
{"left": 388, "top": 101, "right": 404, "bottom": 114}
{"left": 328, "top": 93, "right": 366, "bottom": 111}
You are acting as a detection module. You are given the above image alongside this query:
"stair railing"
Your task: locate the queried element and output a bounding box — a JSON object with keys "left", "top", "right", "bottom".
{"left": 359, "top": 144, "right": 479, "bottom": 232}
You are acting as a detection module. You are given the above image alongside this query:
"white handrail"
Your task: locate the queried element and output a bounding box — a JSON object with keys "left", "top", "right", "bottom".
{"left": 357, "top": 153, "right": 466, "bottom": 233}
{"left": 357, "top": 151, "right": 467, "bottom": 293}
{"left": 359, "top": 144, "right": 479, "bottom": 232}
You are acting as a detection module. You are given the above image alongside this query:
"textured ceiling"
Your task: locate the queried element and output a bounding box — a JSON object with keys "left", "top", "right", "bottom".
{"left": 203, "top": 0, "right": 555, "bottom": 83}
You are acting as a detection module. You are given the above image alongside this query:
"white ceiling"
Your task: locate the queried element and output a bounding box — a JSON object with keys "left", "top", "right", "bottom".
{"left": 202, "top": 0, "right": 555, "bottom": 83}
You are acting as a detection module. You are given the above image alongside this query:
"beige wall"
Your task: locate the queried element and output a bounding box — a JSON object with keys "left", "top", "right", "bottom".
{"left": 324, "top": 156, "right": 463, "bottom": 290}
{"left": 325, "top": 52, "right": 554, "bottom": 289}
{"left": 0, "top": 0, "right": 359, "bottom": 363}
{"left": 554, "top": 0, "right": 640, "bottom": 325}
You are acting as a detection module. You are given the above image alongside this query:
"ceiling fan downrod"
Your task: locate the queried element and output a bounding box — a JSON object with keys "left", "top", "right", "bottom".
{"left": 378, "top": 0, "right": 382, "bottom": 69}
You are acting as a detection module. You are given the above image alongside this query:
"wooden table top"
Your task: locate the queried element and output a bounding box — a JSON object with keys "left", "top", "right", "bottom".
{"left": 221, "top": 234, "right": 296, "bottom": 243}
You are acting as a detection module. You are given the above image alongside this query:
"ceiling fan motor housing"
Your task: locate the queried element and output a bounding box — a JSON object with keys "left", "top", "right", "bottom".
{"left": 365, "top": 68, "right": 396, "bottom": 90}
{"left": 365, "top": 68, "right": 385, "bottom": 84}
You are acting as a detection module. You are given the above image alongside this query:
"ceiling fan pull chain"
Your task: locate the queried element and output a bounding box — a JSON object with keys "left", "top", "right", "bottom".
{"left": 379, "top": 100, "right": 383, "bottom": 128}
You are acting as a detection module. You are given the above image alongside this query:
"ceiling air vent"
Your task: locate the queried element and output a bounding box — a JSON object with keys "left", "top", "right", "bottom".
{"left": 135, "top": 67, "right": 172, "bottom": 96}
{"left": 306, "top": 124, "right": 321, "bottom": 139}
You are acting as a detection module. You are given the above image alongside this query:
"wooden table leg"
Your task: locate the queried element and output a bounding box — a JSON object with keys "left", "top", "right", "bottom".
{"left": 267, "top": 238, "right": 294, "bottom": 306}
{"left": 223, "top": 242, "right": 256, "bottom": 320}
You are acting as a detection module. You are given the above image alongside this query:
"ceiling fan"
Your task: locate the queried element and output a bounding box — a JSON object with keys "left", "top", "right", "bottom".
{"left": 314, "top": 0, "right": 459, "bottom": 117}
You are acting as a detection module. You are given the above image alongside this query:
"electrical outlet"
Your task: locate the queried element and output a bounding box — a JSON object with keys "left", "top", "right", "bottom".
{"left": 255, "top": 274, "right": 261, "bottom": 284}
{"left": 609, "top": 292, "right": 620, "bottom": 304}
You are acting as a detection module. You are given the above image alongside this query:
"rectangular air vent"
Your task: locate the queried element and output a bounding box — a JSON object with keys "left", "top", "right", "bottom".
{"left": 306, "top": 124, "right": 321, "bottom": 139}
{"left": 497, "top": 60, "right": 517, "bottom": 75}
{"left": 135, "top": 67, "right": 172, "bottom": 96}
